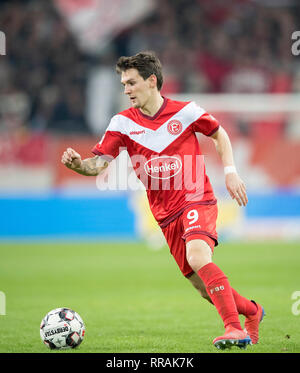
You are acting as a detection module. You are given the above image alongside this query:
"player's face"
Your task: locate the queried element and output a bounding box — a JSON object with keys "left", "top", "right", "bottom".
{"left": 121, "top": 68, "right": 154, "bottom": 109}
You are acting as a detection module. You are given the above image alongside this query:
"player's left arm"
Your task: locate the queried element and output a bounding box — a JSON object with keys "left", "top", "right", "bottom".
{"left": 210, "top": 126, "right": 248, "bottom": 206}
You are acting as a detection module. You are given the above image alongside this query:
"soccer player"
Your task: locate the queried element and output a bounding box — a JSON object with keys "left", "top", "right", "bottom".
{"left": 61, "top": 51, "right": 264, "bottom": 350}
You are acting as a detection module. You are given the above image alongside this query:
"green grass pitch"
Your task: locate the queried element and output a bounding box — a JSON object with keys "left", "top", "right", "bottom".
{"left": 0, "top": 240, "right": 299, "bottom": 353}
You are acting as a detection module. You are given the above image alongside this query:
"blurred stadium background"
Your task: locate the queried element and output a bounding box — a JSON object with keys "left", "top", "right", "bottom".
{"left": 0, "top": 0, "right": 299, "bottom": 245}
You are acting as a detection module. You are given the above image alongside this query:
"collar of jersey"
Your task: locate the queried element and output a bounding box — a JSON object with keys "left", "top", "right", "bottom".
{"left": 137, "top": 96, "right": 168, "bottom": 122}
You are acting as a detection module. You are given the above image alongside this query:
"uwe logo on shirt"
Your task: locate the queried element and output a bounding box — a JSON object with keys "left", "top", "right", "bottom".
{"left": 167, "top": 120, "right": 183, "bottom": 135}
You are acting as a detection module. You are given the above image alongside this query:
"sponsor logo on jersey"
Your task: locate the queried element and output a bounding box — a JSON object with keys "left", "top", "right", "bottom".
{"left": 167, "top": 120, "right": 183, "bottom": 135}
{"left": 185, "top": 224, "right": 202, "bottom": 233}
{"left": 144, "top": 156, "right": 182, "bottom": 179}
{"left": 130, "top": 130, "right": 146, "bottom": 135}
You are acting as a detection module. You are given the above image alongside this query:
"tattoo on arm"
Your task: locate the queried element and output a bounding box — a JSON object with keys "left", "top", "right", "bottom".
{"left": 76, "top": 156, "right": 108, "bottom": 176}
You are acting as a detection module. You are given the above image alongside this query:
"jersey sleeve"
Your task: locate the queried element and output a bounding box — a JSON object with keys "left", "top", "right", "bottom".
{"left": 192, "top": 112, "right": 220, "bottom": 136}
{"left": 92, "top": 116, "right": 126, "bottom": 161}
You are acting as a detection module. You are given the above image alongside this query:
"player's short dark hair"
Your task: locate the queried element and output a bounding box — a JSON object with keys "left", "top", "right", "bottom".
{"left": 116, "top": 51, "right": 163, "bottom": 91}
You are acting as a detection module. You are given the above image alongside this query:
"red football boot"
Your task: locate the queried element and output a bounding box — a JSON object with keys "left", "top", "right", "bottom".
{"left": 213, "top": 325, "right": 251, "bottom": 350}
{"left": 244, "top": 301, "right": 265, "bottom": 344}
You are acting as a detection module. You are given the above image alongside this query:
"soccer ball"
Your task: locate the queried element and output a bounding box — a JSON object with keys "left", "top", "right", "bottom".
{"left": 40, "top": 307, "right": 85, "bottom": 349}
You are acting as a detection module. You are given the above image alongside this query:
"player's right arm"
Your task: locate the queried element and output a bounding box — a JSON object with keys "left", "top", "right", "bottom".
{"left": 61, "top": 147, "right": 109, "bottom": 176}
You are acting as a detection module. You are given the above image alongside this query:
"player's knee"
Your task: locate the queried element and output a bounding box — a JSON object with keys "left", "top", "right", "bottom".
{"left": 187, "top": 254, "right": 205, "bottom": 272}
{"left": 186, "top": 250, "right": 211, "bottom": 272}
{"left": 186, "top": 239, "right": 212, "bottom": 272}
{"left": 187, "top": 254, "right": 211, "bottom": 272}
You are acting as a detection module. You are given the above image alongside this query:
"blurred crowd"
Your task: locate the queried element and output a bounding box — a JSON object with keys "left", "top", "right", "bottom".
{"left": 121, "top": 0, "right": 300, "bottom": 95}
{"left": 0, "top": 0, "right": 299, "bottom": 135}
{"left": 0, "top": 0, "right": 91, "bottom": 135}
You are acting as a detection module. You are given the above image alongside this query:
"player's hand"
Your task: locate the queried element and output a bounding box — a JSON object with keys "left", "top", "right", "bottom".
{"left": 225, "top": 173, "right": 248, "bottom": 206}
{"left": 61, "top": 148, "right": 82, "bottom": 170}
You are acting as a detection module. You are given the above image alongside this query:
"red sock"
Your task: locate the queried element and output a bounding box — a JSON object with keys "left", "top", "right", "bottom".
{"left": 198, "top": 262, "right": 242, "bottom": 330}
{"left": 231, "top": 288, "right": 257, "bottom": 316}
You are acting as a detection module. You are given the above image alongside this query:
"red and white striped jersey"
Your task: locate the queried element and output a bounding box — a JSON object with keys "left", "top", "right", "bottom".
{"left": 92, "top": 97, "right": 219, "bottom": 226}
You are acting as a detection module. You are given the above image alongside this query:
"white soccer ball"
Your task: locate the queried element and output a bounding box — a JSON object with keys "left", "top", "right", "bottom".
{"left": 40, "top": 307, "right": 85, "bottom": 349}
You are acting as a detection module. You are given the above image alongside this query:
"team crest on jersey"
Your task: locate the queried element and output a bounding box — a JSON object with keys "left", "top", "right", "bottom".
{"left": 167, "top": 120, "right": 183, "bottom": 135}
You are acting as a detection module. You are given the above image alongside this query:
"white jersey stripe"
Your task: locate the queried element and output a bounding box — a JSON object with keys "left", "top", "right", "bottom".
{"left": 106, "top": 101, "right": 206, "bottom": 153}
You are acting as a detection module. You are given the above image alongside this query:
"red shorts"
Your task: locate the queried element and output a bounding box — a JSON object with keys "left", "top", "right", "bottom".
{"left": 161, "top": 203, "right": 218, "bottom": 277}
